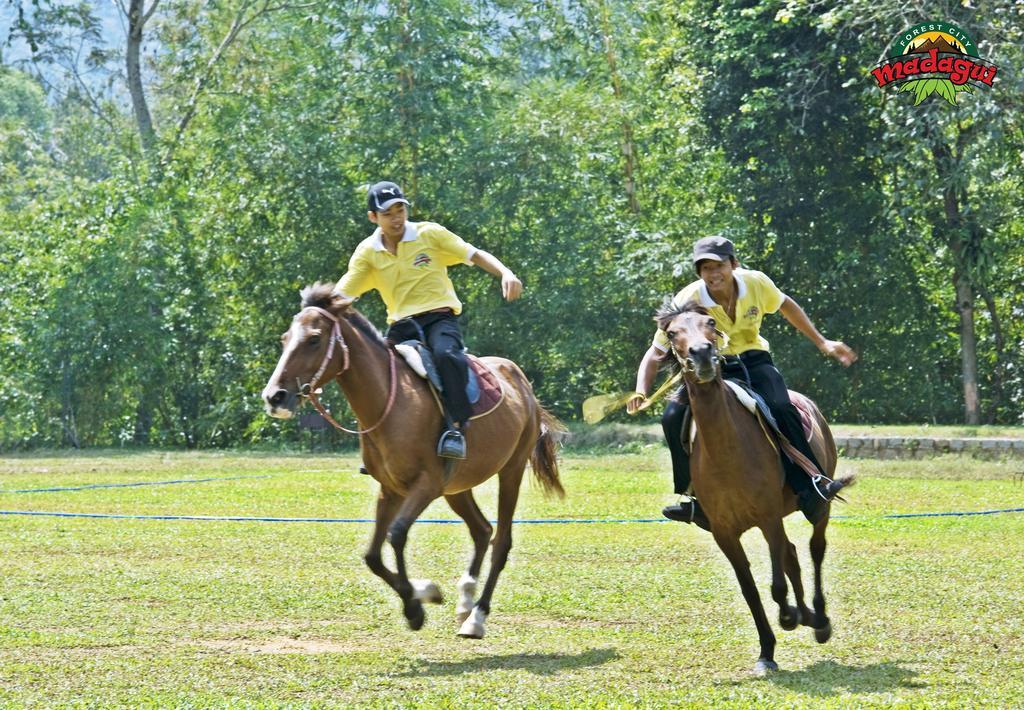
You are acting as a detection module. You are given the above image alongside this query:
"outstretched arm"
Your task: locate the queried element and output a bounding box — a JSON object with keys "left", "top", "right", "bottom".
{"left": 779, "top": 296, "right": 857, "bottom": 366}
{"left": 471, "top": 250, "right": 523, "bottom": 301}
{"left": 334, "top": 251, "right": 373, "bottom": 300}
{"left": 627, "top": 346, "right": 664, "bottom": 414}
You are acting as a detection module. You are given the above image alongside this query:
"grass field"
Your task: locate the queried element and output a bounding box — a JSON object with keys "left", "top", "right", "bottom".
{"left": 565, "top": 422, "right": 1024, "bottom": 452}
{"left": 1, "top": 449, "right": 1023, "bottom": 707}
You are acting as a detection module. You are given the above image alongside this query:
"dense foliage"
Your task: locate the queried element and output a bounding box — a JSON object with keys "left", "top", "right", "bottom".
{"left": 2, "top": 0, "right": 1022, "bottom": 448}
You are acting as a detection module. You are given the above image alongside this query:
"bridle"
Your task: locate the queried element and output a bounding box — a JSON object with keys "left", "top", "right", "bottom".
{"left": 297, "top": 306, "right": 397, "bottom": 435}
{"left": 678, "top": 347, "right": 720, "bottom": 378}
{"left": 673, "top": 323, "right": 724, "bottom": 381}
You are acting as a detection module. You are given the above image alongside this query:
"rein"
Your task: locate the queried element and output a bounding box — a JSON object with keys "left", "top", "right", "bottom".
{"left": 675, "top": 328, "right": 838, "bottom": 496}
{"left": 300, "top": 306, "right": 397, "bottom": 436}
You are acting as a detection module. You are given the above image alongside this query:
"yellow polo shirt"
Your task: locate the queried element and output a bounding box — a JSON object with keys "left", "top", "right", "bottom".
{"left": 653, "top": 269, "right": 786, "bottom": 356}
{"left": 336, "top": 221, "right": 477, "bottom": 323}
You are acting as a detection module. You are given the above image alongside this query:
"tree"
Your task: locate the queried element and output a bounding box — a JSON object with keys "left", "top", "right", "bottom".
{"left": 0, "top": 65, "right": 51, "bottom": 132}
{"left": 788, "top": 0, "right": 1024, "bottom": 423}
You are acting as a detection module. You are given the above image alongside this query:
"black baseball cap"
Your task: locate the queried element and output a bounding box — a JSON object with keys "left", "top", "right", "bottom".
{"left": 692, "top": 235, "right": 736, "bottom": 271}
{"left": 367, "top": 181, "right": 410, "bottom": 212}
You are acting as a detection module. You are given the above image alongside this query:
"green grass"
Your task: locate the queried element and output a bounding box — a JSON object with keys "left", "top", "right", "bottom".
{"left": 565, "top": 422, "right": 1024, "bottom": 453}
{"left": 1, "top": 450, "right": 1022, "bottom": 707}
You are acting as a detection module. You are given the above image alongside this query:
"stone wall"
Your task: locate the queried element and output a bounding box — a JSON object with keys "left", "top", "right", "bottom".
{"left": 835, "top": 436, "right": 1024, "bottom": 460}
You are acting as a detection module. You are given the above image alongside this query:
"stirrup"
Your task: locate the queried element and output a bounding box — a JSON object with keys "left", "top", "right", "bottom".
{"left": 437, "top": 429, "right": 467, "bottom": 459}
{"left": 810, "top": 473, "right": 843, "bottom": 501}
{"left": 662, "top": 497, "right": 711, "bottom": 531}
{"left": 681, "top": 496, "right": 698, "bottom": 523}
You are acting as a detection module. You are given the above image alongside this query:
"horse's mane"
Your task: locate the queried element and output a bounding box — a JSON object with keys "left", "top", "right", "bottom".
{"left": 299, "top": 282, "right": 388, "bottom": 349}
{"left": 299, "top": 282, "right": 338, "bottom": 310}
{"left": 654, "top": 298, "right": 710, "bottom": 373}
{"left": 655, "top": 298, "right": 709, "bottom": 331}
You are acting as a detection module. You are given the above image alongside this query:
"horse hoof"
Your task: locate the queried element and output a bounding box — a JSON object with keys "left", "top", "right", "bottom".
{"left": 457, "top": 624, "right": 485, "bottom": 639}
{"left": 753, "top": 659, "right": 779, "bottom": 676}
{"left": 814, "top": 621, "right": 833, "bottom": 644}
{"left": 780, "top": 605, "right": 801, "bottom": 631}
{"left": 457, "top": 607, "right": 487, "bottom": 639}
{"left": 404, "top": 599, "right": 425, "bottom": 631}
{"left": 411, "top": 579, "right": 444, "bottom": 605}
{"left": 456, "top": 608, "right": 472, "bottom": 624}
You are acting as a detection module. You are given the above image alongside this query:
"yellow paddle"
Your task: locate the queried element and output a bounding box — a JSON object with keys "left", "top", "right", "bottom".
{"left": 582, "top": 372, "right": 682, "bottom": 424}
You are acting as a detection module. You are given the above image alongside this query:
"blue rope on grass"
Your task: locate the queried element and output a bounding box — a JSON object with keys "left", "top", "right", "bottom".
{"left": 0, "top": 508, "right": 1022, "bottom": 524}
{"left": 1, "top": 475, "right": 272, "bottom": 494}
{"left": 884, "top": 507, "right": 1024, "bottom": 519}
{"left": 0, "top": 511, "right": 657, "bottom": 523}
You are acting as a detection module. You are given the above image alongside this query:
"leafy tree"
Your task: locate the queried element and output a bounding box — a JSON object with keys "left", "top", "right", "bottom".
{"left": 0, "top": 65, "right": 50, "bottom": 132}
{"left": 781, "top": 0, "right": 1024, "bottom": 422}
{"left": 3, "top": 0, "right": 1023, "bottom": 450}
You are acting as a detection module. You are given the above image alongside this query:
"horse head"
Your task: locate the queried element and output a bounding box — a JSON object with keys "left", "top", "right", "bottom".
{"left": 656, "top": 300, "right": 722, "bottom": 384}
{"left": 262, "top": 283, "right": 355, "bottom": 418}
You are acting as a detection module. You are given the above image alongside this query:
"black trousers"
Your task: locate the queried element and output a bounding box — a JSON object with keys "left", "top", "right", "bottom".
{"left": 662, "top": 350, "right": 824, "bottom": 496}
{"left": 386, "top": 310, "right": 471, "bottom": 426}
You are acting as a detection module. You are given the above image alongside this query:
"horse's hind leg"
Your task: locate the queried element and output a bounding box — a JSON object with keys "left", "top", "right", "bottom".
{"left": 445, "top": 491, "right": 493, "bottom": 623}
{"left": 809, "top": 516, "right": 833, "bottom": 643}
{"left": 458, "top": 460, "right": 525, "bottom": 639}
{"left": 714, "top": 531, "right": 778, "bottom": 675}
{"left": 783, "top": 538, "right": 813, "bottom": 629}
{"left": 761, "top": 520, "right": 801, "bottom": 632}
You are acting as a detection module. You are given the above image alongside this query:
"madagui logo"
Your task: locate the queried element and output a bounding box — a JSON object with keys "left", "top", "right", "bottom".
{"left": 871, "top": 21, "right": 998, "bottom": 105}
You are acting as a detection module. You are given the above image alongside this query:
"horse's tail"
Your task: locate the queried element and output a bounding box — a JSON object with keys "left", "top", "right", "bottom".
{"left": 530, "top": 405, "right": 566, "bottom": 498}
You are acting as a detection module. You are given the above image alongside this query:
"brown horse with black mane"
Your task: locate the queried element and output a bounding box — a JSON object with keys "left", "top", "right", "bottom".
{"left": 261, "top": 283, "right": 564, "bottom": 639}
{"left": 657, "top": 300, "right": 853, "bottom": 675}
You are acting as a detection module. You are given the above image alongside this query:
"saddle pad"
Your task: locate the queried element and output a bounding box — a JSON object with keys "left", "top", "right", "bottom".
{"left": 690, "top": 383, "right": 815, "bottom": 444}
{"left": 723, "top": 380, "right": 758, "bottom": 414}
{"left": 466, "top": 355, "right": 504, "bottom": 420}
{"left": 787, "top": 390, "right": 816, "bottom": 441}
{"left": 723, "top": 380, "right": 814, "bottom": 440}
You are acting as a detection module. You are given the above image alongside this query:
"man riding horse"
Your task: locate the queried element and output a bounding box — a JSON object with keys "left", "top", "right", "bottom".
{"left": 333, "top": 181, "right": 523, "bottom": 459}
{"left": 627, "top": 235, "right": 857, "bottom": 526}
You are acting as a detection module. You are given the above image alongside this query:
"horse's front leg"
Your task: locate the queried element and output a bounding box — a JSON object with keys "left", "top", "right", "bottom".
{"left": 363, "top": 490, "right": 404, "bottom": 594}
{"left": 713, "top": 531, "right": 778, "bottom": 675}
{"left": 387, "top": 473, "right": 444, "bottom": 630}
{"left": 761, "top": 520, "right": 801, "bottom": 631}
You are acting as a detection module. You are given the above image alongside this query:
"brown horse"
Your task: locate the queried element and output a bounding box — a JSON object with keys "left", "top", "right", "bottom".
{"left": 261, "top": 283, "right": 564, "bottom": 638}
{"left": 657, "top": 301, "right": 852, "bottom": 675}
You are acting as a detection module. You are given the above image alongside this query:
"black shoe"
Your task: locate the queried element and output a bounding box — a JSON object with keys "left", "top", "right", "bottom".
{"left": 663, "top": 500, "right": 712, "bottom": 531}
{"left": 358, "top": 465, "right": 371, "bottom": 476}
{"left": 798, "top": 477, "right": 844, "bottom": 524}
{"left": 437, "top": 429, "right": 467, "bottom": 459}
{"left": 818, "top": 477, "right": 846, "bottom": 500}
